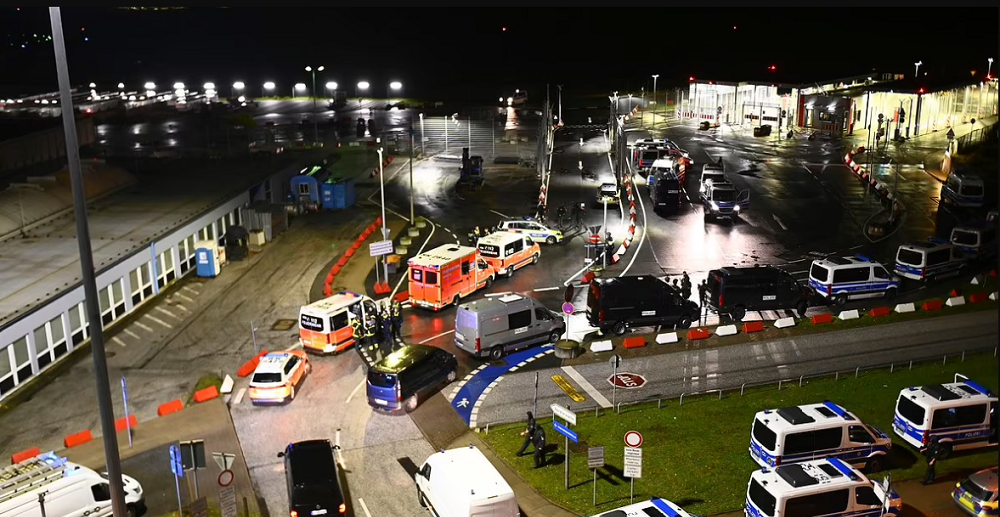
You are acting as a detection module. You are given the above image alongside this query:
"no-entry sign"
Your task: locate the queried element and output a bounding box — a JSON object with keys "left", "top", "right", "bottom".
{"left": 607, "top": 372, "right": 647, "bottom": 389}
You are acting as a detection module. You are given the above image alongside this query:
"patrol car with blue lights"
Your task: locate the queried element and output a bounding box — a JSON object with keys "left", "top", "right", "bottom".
{"left": 892, "top": 374, "right": 998, "bottom": 455}
{"left": 499, "top": 218, "right": 564, "bottom": 244}
{"left": 745, "top": 458, "right": 901, "bottom": 517}
{"left": 808, "top": 254, "right": 900, "bottom": 306}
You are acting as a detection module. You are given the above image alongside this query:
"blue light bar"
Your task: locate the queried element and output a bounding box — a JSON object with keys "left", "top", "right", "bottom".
{"left": 827, "top": 457, "right": 855, "bottom": 478}
{"left": 854, "top": 254, "right": 874, "bottom": 262}
{"left": 963, "top": 379, "right": 994, "bottom": 396}
{"left": 822, "top": 401, "right": 854, "bottom": 420}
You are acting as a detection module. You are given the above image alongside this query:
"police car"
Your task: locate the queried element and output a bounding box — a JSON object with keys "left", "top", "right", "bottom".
{"left": 595, "top": 182, "right": 621, "bottom": 207}
{"left": 591, "top": 497, "right": 696, "bottom": 517}
{"left": 499, "top": 218, "right": 564, "bottom": 244}
{"left": 892, "top": 375, "right": 998, "bottom": 454}
{"left": 808, "top": 255, "right": 900, "bottom": 306}
{"left": 894, "top": 239, "right": 965, "bottom": 282}
{"left": 248, "top": 351, "right": 312, "bottom": 405}
{"left": 745, "top": 458, "right": 901, "bottom": 517}
{"left": 953, "top": 466, "right": 998, "bottom": 517}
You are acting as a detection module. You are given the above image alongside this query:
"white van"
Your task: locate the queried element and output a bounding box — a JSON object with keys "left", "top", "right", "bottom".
{"left": 941, "top": 171, "right": 985, "bottom": 208}
{"left": 0, "top": 452, "right": 145, "bottom": 517}
{"left": 591, "top": 497, "right": 694, "bottom": 517}
{"left": 745, "top": 458, "right": 901, "bottom": 517}
{"left": 749, "top": 402, "right": 892, "bottom": 473}
{"left": 415, "top": 445, "right": 518, "bottom": 517}
{"left": 808, "top": 255, "right": 900, "bottom": 306}
{"left": 950, "top": 221, "right": 998, "bottom": 258}
{"left": 894, "top": 239, "right": 965, "bottom": 282}
{"left": 892, "top": 374, "right": 998, "bottom": 455}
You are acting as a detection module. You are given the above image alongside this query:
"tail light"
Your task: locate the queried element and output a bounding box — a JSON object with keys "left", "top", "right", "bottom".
{"left": 921, "top": 430, "right": 930, "bottom": 445}
{"left": 719, "top": 294, "right": 724, "bottom": 307}
{"left": 921, "top": 267, "right": 926, "bottom": 278}
{"left": 827, "top": 284, "right": 832, "bottom": 296}
{"left": 475, "top": 337, "right": 481, "bottom": 352}
{"left": 598, "top": 309, "right": 605, "bottom": 322}
{"left": 339, "top": 504, "right": 346, "bottom": 514}
{"left": 774, "top": 456, "right": 781, "bottom": 466}
{"left": 290, "top": 511, "right": 298, "bottom": 517}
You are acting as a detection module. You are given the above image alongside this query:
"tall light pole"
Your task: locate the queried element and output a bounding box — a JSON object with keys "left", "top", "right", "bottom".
{"left": 914, "top": 61, "right": 923, "bottom": 79}
{"left": 305, "top": 66, "right": 324, "bottom": 143}
{"left": 988, "top": 58, "right": 994, "bottom": 79}
{"left": 556, "top": 84, "right": 563, "bottom": 124}
{"left": 325, "top": 81, "right": 338, "bottom": 99}
{"left": 263, "top": 81, "right": 275, "bottom": 97}
{"left": 48, "top": 8, "right": 127, "bottom": 517}
{"left": 390, "top": 81, "right": 402, "bottom": 109}
{"left": 376, "top": 147, "right": 389, "bottom": 284}
{"left": 357, "top": 81, "right": 370, "bottom": 107}
{"left": 640, "top": 87, "right": 645, "bottom": 126}
{"left": 408, "top": 119, "right": 415, "bottom": 223}
{"left": 651, "top": 74, "right": 659, "bottom": 124}
{"left": 232, "top": 81, "right": 244, "bottom": 99}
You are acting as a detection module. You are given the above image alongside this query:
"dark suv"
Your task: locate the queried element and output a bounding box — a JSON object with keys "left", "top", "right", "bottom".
{"left": 586, "top": 275, "right": 699, "bottom": 336}
{"left": 707, "top": 266, "right": 812, "bottom": 321}
{"left": 278, "top": 440, "right": 346, "bottom": 517}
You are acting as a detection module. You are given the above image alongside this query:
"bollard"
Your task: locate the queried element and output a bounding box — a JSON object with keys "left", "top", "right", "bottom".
{"left": 740, "top": 383, "right": 746, "bottom": 396}
{"left": 799, "top": 375, "right": 804, "bottom": 387}
{"left": 944, "top": 354, "right": 947, "bottom": 365}
{"left": 778, "top": 379, "right": 783, "bottom": 391}
{"left": 679, "top": 393, "right": 686, "bottom": 405}
{"left": 962, "top": 351, "right": 965, "bottom": 362}
{"left": 890, "top": 363, "right": 894, "bottom": 373}
{"left": 855, "top": 366, "right": 860, "bottom": 378}
{"left": 909, "top": 360, "right": 912, "bottom": 370}
{"left": 718, "top": 390, "right": 723, "bottom": 400}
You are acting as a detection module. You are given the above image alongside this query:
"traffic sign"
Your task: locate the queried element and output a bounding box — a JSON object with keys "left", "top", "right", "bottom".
{"left": 624, "top": 430, "right": 644, "bottom": 448}
{"left": 369, "top": 240, "right": 394, "bottom": 256}
{"left": 217, "top": 469, "right": 234, "bottom": 487}
{"left": 608, "top": 354, "right": 621, "bottom": 369}
{"left": 169, "top": 445, "right": 184, "bottom": 477}
{"left": 562, "top": 302, "right": 574, "bottom": 315}
{"left": 624, "top": 446, "right": 643, "bottom": 478}
{"left": 588, "top": 447, "right": 605, "bottom": 469}
{"left": 212, "top": 452, "right": 236, "bottom": 472}
{"left": 553, "top": 420, "right": 578, "bottom": 443}
{"left": 219, "top": 485, "right": 238, "bottom": 517}
{"left": 589, "top": 234, "right": 602, "bottom": 244}
{"left": 608, "top": 372, "right": 647, "bottom": 389}
{"left": 551, "top": 404, "right": 577, "bottom": 425}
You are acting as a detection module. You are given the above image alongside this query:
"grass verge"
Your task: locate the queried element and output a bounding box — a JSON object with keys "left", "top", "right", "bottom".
{"left": 482, "top": 354, "right": 999, "bottom": 516}
{"left": 187, "top": 374, "right": 223, "bottom": 405}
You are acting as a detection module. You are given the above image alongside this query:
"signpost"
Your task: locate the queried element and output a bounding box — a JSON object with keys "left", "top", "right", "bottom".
{"left": 561, "top": 301, "right": 574, "bottom": 341}
{"left": 588, "top": 447, "right": 605, "bottom": 506}
{"left": 609, "top": 355, "right": 622, "bottom": 409}
{"left": 624, "top": 431, "right": 643, "bottom": 504}
{"left": 369, "top": 240, "right": 394, "bottom": 257}
{"left": 120, "top": 376, "right": 132, "bottom": 448}
{"left": 218, "top": 470, "right": 237, "bottom": 517}
{"left": 180, "top": 440, "right": 206, "bottom": 499}
{"left": 550, "top": 404, "right": 578, "bottom": 490}
{"left": 169, "top": 445, "right": 184, "bottom": 517}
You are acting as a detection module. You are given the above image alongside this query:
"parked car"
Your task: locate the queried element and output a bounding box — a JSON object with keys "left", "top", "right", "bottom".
{"left": 278, "top": 440, "right": 346, "bottom": 517}
{"left": 587, "top": 275, "right": 698, "bottom": 335}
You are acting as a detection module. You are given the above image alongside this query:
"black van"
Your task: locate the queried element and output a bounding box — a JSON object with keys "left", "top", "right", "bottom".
{"left": 650, "top": 171, "right": 682, "bottom": 213}
{"left": 586, "top": 275, "right": 699, "bottom": 336}
{"left": 366, "top": 345, "right": 458, "bottom": 412}
{"left": 707, "top": 266, "right": 811, "bottom": 321}
{"left": 277, "top": 439, "right": 347, "bottom": 517}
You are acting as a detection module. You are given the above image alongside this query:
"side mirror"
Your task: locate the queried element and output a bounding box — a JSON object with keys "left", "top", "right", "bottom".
{"left": 277, "top": 452, "right": 285, "bottom": 458}
{"left": 332, "top": 444, "right": 341, "bottom": 451}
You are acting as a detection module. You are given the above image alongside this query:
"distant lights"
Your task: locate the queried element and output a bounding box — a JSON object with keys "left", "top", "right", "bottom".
{"left": 390, "top": 81, "right": 402, "bottom": 90}
{"left": 143, "top": 82, "right": 156, "bottom": 90}
{"left": 118, "top": 82, "right": 125, "bottom": 89}
{"left": 357, "top": 81, "right": 370, "bottom": 90}
{"left": 326, "top": 81, "right": 338, "bottom": 90}
{"left": 203, "top": 82, "right": 216, "bottom": 90}
{"left": 173, "top": 82, "right": 185, "bottom": 90}
{"left": 88, "top": 82, "right": 96, "bottom": 88}
{"left": 263, "top": 81, "right": 275, "bottom": 90}
{"left": 233, "top": 81, "right": 245, "bottom": 90}
{"left": 294, "top": 83, "right": 307, "bottom": 91}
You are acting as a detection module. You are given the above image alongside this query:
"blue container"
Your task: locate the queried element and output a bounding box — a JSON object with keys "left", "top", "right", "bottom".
{"left": 321, "top": 179, "right": 356, "bottom": 210}
{"left": 195, "top": 248, "right": 219, "bottom": 277}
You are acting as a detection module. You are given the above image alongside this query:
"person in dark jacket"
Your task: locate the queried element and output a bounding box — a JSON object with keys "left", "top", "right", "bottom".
{"left": 391, "top": 300, "right": 403, "bottom": 340}
{"left": 380, "top": 305, "right": 393, "bottom": 345}
{"left": 532, "top": 426, "right": 547, "bottom": 468}
{"left": 920, "top": 437, "right": 942, "bottom": 485}
{"left": 681, "top": 271, "right": 692, "bottom": 300}
{"left": 516, "top": 411, "right": 537, "bottom": 456}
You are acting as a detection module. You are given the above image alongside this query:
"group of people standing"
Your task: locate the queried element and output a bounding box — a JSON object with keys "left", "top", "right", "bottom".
{"left": 353, "top": 299, "right": 403, "bottom": 347}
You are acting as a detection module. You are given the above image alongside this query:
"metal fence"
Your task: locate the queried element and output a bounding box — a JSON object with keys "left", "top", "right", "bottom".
{"left": 957, "top": 122, "right": 998, "bottom": 149}
{"left": 403, "top": 108, "right": 541, "bottom": 162}
{"left": 479, "top": 345, "right": 998, "bottom": 432}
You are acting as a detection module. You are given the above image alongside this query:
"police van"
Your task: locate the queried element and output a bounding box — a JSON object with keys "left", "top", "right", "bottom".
{"left": 894, "top": 239, "right": 965, "bottom": 282}
{"left": 808, "top": 255, "right": 900, "bottom": 306}
{"left": 941, "top": 171, "right": 985, "bottom": 208}
{"left": 745, "top": 458, "right": 901, "bottom": 517}
{"left": 590, "top": 497, "right": 694, "bottom": 517}
{"left": 892, "top": 375, "right": 998, "bottom": 455}
{"left": 749, "top": 402, "right": 892, "bottom": 473}
{"left": 950, "top": 220, "right": 998, "bottom": 259}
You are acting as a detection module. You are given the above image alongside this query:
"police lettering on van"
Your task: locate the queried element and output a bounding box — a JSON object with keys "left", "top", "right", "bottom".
{"left": 749, "top": 402, "right": 891, "bottom": 473}
{"left": 808, "top": 255, "right": 900, "bottom": 306}
{"left": 894, "top": 239, "right": 965, "bottom": 282}
{"left": 892, "top": 375, "right": 998, "bottom": 455}
{"left": 745, "top": 458, "right": 901, "bottom": 517}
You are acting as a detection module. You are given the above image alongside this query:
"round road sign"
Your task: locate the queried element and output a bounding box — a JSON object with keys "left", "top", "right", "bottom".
{"left": 218, "top": 469, "right": 234, "bottom": 487}
{"left": 607, "top": 372, "right": 646, "bottom": 389}
{"left": 589, "top": 234, "right": 602, "bottom": 244}
{"left": 562, "top": 302, "right": 575, "bottom": 315}
{"left": 624, "top": 430, "right": 644, "bottom": 448}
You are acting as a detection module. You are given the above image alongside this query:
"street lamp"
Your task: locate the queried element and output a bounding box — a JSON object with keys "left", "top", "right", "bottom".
{"left": 988, "top": 58, "right": 994, "bottom": 79}
{"left": 914, "top": 61, "right": 923, "bottom": 78}
{"left": 117, "top": 82, "right": 125, "bottom": 90}
{"left": 305, "top": 66, "right": 324, "bottom": 142}
{"left": 263, "top": 81, "right": 275, "bottom": 97}
{"left": 294, "top": 83, "right": 307, "bottom": 96}
{"left": 389, "top": 81, "right": 402, "bottom": 107}
{"left": 651, "top": 74, "right": 660, "bottom": 122}
{"left": 89, "top": 82, "right": 96, "bottom": 88}
{"left": 143, "top": 81, "right": 155, "bottom": 91}
{"left": 232, "top": 81, "right": 244, "bottom": 99}
{"left": 325, "top": 81, "right": 338, "bottom": 97}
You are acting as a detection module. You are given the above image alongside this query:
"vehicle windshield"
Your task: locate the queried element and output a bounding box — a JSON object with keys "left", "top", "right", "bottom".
{"left": 896, "top": 396, "right": 925, "bottom": 425}
{"left": 959, "top": 477, "right": 995, "bottom": 501}
{"left": 642, "top": 151, "right": 658, "bottom": 161}
{"left": 952, "top": 230, "right": 979, "bottom": 246}
{"left": 896, "top": 248, "right": 923, "bottom": 266}
{"left": 748, "top": 478, "right": 776, "bottom": 516}
{"left": 367, "top": 371, "right": 397, "bottom": 388}
{"left": 712, "top": 189, "right": 736, "bottom": 202}
{"left": 600, "top": 184, "right": 617, "bottom": 194}
{"left": 752, "top": 419, "right": 777, "bottom": 451}
{"left": 252, "top": 372, "right": 282, "bottom": 384}
{"left": 961, "top": 184, "right": 984, "bottom": 197}
{"left": 478, "top": 243, "right": 500, "bottom": 258}
{"left": 810, "top": 264, "right": 830, "bottom": 282}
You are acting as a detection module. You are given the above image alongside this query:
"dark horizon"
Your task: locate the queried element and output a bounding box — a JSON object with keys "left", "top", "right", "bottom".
{"left": 2, "top": 7, "right": 997, "bottom": 101}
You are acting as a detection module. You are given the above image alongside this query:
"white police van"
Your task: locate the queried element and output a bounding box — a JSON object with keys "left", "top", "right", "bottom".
{"left": 745, "top": 458, "right": 901, "bottom": 517}
{"left": 591, "top": 497, "right": 696, "bottom": 517}
{"left": 951, "top": 220, "right": 998, "bottom": 259}
{"left": 892, "top": 374, "right": 998, "bottom": 456}
{"left": 499, "top": 218, "right": 564, "bottom": 244}
{"left": 808, "top": 255, "right": 900, "bottom": 306}
{"left": 941, "top": 171, "right": 985, "bottom": 208}
{"left": 750, "top": 402, "right": 892, "bottom": 473}
{"left": 894, "top": 239, "right": 965, "bottom": 282}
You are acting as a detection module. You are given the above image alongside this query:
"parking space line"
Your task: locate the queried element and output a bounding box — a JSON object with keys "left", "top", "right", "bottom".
{"left": 146, "top": 315, "right": 173, "bottom": 329}
{"left": 561, "top": 366, "right": 612, "bottom": 408}
{"left": 182, "top": 285, "right": 200, "bottom": 295}
{"left": 123, "top": 328, "right": 142, "bottom": 340}
{"left": 358, "top": 498, "right": 373, "bottom": 517}
{"left": 233, "top": 388, "right": 246, "bottom": 405}
{"left": 533, "top": 286, "right": 560, "bottom": 292}
{"left": 155, "top": 306, "right": 180, "bottom": 319}
{"left": 133, "top": 321, "right": 155, "bottom": 333}
{"left": 176, "top": 293, "right": 195, "bottom": 303}
{"left": 418, "top": 329, "right": 454, "bottom": 344}
{"left": 111, "top": 336, "right": 127, "bottom": 348}
{"left": 173, "top": 303, "right": 190, "bottom": 313}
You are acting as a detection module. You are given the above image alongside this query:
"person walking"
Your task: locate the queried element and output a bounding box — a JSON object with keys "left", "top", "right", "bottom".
{"left": 391, "top": 299, "right": 403, "bottom": 340}
{"left": 697, "top": 279, "right": 708, "bottom": 304}
{"left": 532, "top": 425, "right": 547, "bottom": 468}
{"left": 516, "top": 411, "right": 537, "bottom": 456}
{"left": 921, "top": 437, "right": 942, "bottom": 485}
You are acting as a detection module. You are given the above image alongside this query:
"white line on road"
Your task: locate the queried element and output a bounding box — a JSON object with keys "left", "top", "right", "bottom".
{"left": 172, "top": 303, "right": 190, "bottom": 313}
{"left": 358, "top": 498, "right": 373, "bottom": 517}
{"left": 182, "top": 285, "right": 200, "bottom": 295}
{"left": 288, "top": 342, "right": 303, "bottom": 351}
{"left": 345, "top": 378, "right": 366, "bottom": 404}
{"left": 484, "top": 291, "right": 512, "bottom": 297}
{"left": 772, "top": 214, "right": 789, "bottom": 231}
{"left": 389, "top": 215, "right": 436, "bottom": 300}
{"left": 176, "top": 293, "right": 194, "bottom": 303}
{"left": 490, "top": 209, "right": 510, "bottom": 218}
{"left": 418, "top": 329, "right": 455, "bottom": 344}
{"left": 146, "top": 315, "right": 173, "bottom": 329}
{"left": 112, "top": 336, "right": 127, "bottom": 348}
{"left": 233, "top": 388, "right": 246, "bottom": 405}
{"left": 155, "top": 306, "right": 180, "bottom": 319}
{"left": 133, "top": 321, "right": 155, "bottom": 333}
{"left": 335, "top": 428, "right": 347, "bottom": 469}
{"left": 533, "top": 286, "right": 560, "bottom": 292}
{"left": 561, "top": 366, "right": 612, "bottom": 408}
{"left": 123, "top": 328, "right": 142, "bottom": 340}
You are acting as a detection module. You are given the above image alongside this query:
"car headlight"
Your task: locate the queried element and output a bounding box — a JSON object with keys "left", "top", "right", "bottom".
{"left": 734, "top": 204, "right": 741, "bottom": 211}
{"left": 710, "top": 201, "right": 719, "bottom": 211}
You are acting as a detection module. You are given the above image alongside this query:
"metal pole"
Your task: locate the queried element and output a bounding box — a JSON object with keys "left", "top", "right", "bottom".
{"left": 193, "top": 469, "right": 199, "bottom": 499}
{"left": 630, "top": 477, "right": 634, "bottom": 504}
{"left": 557, "top": 85, "right": 563, "bottom": 124}
{"left": 468, "top": 116, "right": 472, "bottom": 151}
{"left": 122, "top": 376, "right": 132, "bottom": 449}
{"left": 444, "top": 116, "right": 448, "bottom": 153}
{"left": 377, "top": 148, "right": 389, "bottom": 283}
{"left": 652, "top": 75, "right": 658, "bottom": 126}
{"left": 174, "top": 473, "right": 183, "bottom": 517}
{"left": 593, "top": 469, "right": 597, "bottom": 506}
{"left": 564, "top": 432, "right": 569, "bottom": 490}
{"left": 533, "top": 372, "right": 538, "bottom": 416}
{"left": 250, "top": 320, "right": 258, "bottom": 353}
{"left": 602, "top": 199, "right": 608, "bottom": 268}
{"left": 311, "top": 71, "right": 319, "bottom": 143}
{"left": 38, "top": 492, "right": 47, "bottom": 517}
{"left": 612, "top": 360, "right": 617, "bottom": 409}
{"left": 409, "top": 121, "right": 415, "bottom": 223}
{"left": 419, "top": 114, "right": 425, "bottom": 154}
{"left": 49, "top": 9, "right": 127, "bottom": 517}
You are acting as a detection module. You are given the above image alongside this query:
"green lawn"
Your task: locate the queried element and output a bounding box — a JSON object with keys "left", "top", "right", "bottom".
{"left": 482, "top": 354, "right": 999, "bottom": 516}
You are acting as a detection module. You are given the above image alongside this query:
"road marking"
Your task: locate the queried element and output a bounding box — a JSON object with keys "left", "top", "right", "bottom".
{"left": 173, "top": 303, "right": 190, "bottom": 313}
{"left": 123, "top": 328, "right": 142, "bottom": 340}
{"left": 182, "top": 285, "right": 200, "bottom": 295}
{"left": 146, "top": 315, "right": 173, "bottom": 329}
{"left": 358, "top": 498, "right": 373, "bottom": 517}
{"left": 335, "top": 428, "right": 347, "bottom": 469}
{"left": 133, "top": 321, "right": 155, "bottom": 333}
{"left": 176, "top": 293, "right": 194, "bottom": 303}
{"left": 561, "top": 366, "right": 612, "bottom": 408}
{"left": 772, "top": 214, "right": 788, "bottom": 231}
{"left": 155, "top": 306, "right": 180, "bottom": 319}
{"left": 418, "top": 329, "right": 455, "bottom": 344}
{"left": 533, "top": 286, "right": 560, "bottom": 292}
{"left": 389, "top": 215, "right": 436, "bottom": 300}
{"left": 484, "top": 291, "right": 512, "bottom": 297}
{"left": 490, "top": 209, "right": 510, "bottom": 218}
{"left": 112, "top": 336, "right": 127, "bottom": 348}
{"left": 288, "top": 342, "right": 303, "bottom": 351}
{"left": 345, "top": 378, "right": 366, "bottom": 404}
{"left": 233, "top": 388, "right": 246, "bottom": 405}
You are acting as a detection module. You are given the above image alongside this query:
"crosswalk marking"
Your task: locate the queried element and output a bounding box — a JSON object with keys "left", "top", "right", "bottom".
{"left": 123, "top": 328, "right": 142, "bottom": 340}
{"left": 133, "top": 321, "right": 154, "bottom": 333}
{"left": 155, "top": 306, "right": 180, "bottom": 319}
{"left": 146, "top": 315, "right": 173, "bottom": 329}
{"left": 111, "top": 336, "right": 127, "bottom": 348}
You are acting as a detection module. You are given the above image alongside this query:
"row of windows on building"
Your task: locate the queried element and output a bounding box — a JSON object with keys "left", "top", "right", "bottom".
{"left": 0, "top": 208, "right": 240, "bottom": 398}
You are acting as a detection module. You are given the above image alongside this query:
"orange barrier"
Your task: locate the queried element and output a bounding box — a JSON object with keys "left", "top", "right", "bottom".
{"left": 949, "top": 288, "right": 961, "bottom": 297}
{"left": 394, "top": 291, "right": 410, "bottom": 303}
{"left": 375, "top": 216, "right": 383, "bottom": 226}
{"left": 193, "top": 385, "right": 219, "bottom": 403}
{"left": 345, "top": 248, "right": 356, "bottom": 257}
{"left": 325, "top": 273, "right": 335, "bottom": 285}
{"left": 687, "top": 328, "right": 711, "bottom": 340}
{"left": 331, "top": 265, "right": 342, "bottom": 276}
{"left": 743, "top": 321, "right": 765, "bottom": 333}
{"left": 11, "top": 447, "right": 41, "bottom": 464}
{"left": 623, "top": 336, "right": 646, "bottom": 349}
{"left": 157, "top": 399, "right": 184, "bottom": 417}
{"left": 581, "top": 271, "right": 595, "bottom": 284}
{"left": 922, "top": 300, "right": 943, "bottom": 311}
{"left": 869, "top": 306, "right": 891, "bottom": 318}
{"left": 338, "top": 256, "right": 349, "bottom": 267}
{"left": 115, "top": 414, "right": 138, "bottom": 432}
{"left": 811, "top": 313, "right": 833, "bottom": 325}
{"left": 323, "top": 285, "right": 333, "bottom": 297}
{"left": 64, "top": 430, "right": 93, "bottom": 449}
{"left": 237, "top": 350, "right": 269, "bottom": 378}
{"left": 351, "top": 241, "right": 362, "bottom": 250}
{"left": 969, "top": 292, "right": 989, "bottom": 303}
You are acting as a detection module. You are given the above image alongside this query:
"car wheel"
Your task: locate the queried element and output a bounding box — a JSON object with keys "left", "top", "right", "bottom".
{"left": 490, "top": 346, "right": 504, "bottom": 360}
{"left": 886, "top": 288, "right": 898, "bottom": 300}
{"left": 866, "top": 456, "right": 884, "bottom": 473}
{"left": 506, "top": 268, "right": 514, "bottom": 279}
{"left": 834, "top": 294, "right": 849, "bottom": 307}
{"left": 549, "top": 330, "right": 562, "bottom": 343}
{"left": 405, "top": 394, "right": 419, "bottom": 413}
{"left": 418, "top": 488, "right": 427, "bottom": 508}
{"left": 126, "top": 504, "right": 137, "bottom": 517}
{"left": 446, "top": 369, "right": 457, "bottom": 383}
{"left": 547, "top": 236, "right": 557, "bottom": 244}
{"left": 612, "top": 320, "right": 627, "bottom": 336}
{"left": 453, "top": 294, "right": 461, "bottom": 306}
{"left": 485, "top": 276, "right": 493, "bottom": 289}
{"left": 937, "top": 443, "right": 953, "bottom": 459}
{"left": 677, "top": 314, "right": 693, "bottom": 329}
{"left": 732, "top": 306, "right": 747, "bottom": 322}
{"left": 289, "top": 384, "right": 296, "bottom": 401}
{"left": 796, "top": 300, "right": 808, "bottom": 318}
{"left": 532, "top": 253, "right": 539, "bottom": 264}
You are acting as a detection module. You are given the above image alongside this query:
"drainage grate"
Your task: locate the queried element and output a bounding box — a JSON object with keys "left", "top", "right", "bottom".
{"left": 271, "top": 319, "right": 296, "bottom": 331}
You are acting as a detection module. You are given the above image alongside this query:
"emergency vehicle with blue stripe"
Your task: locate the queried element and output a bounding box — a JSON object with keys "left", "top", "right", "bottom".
{"left": 950, "top": 220, "right": 998, "bottom": 259}
{"left": 750, "top": 402, "right": 891, "bottom": 473}
{"left": 745, "top": 458, "right": 901, "bottom": 517}
{"left": 892, "top": 374, "right": 998, "bottom": 454}
{"left": 894, "top": 238, "right": 965, "bottom": 282}
{"left": 591, "top": 497, "right": 696, "bottom": 517}
{"left": 808, "top": 255, "right": 900, "bottom": 306}
{"left": 941, "top": 171, "right": 985, "bottom": 208}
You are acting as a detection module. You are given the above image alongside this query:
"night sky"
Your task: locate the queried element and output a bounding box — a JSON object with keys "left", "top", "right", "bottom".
{"left": 2, "top": 7, "right": 997, "bottom": 101}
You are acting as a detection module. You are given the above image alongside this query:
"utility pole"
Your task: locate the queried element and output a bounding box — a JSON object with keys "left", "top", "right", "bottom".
{"left": 409, "top": 120, "right": 415, "bottom": 223}
{"left": 49, "top": 8, "right": 127, "bottom": 517}
{"left": 651, "top": 74, "right": 659, "bottom": 126}
{"left": 557, "top": 85, "right": 563, "bottom": 124}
